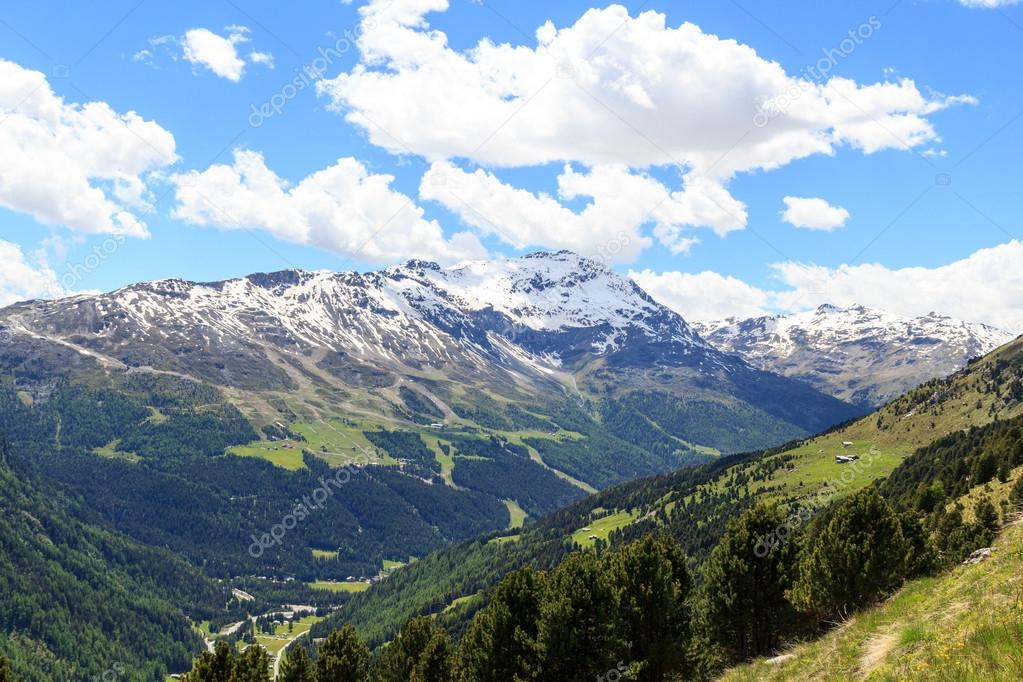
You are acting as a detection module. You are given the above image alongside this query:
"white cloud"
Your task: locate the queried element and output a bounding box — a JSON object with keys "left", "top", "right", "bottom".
{"left": 0, "top": 58, "right": 177, "bottom": 236}
{"left": 170, "top": 149, "right": 487, "bottom": 264}
{"left": 420, "top": 162, "right": 746, "bottom": 261}
{"left": 629, "top": 269, "right": 772, "bottom": 321}
{"left": 0, "top": 240, "right": 69, "bottom": 306}
{"left": 249, "top": 51, "right": 275, "bottom": 69}
{"left": 182, "top": 27, "right": 250, "bottom": 81}
{"left": 631, "top": 241, "right": 1023, "bottom": 332}
{"left": 141, "top": 27, "right": 273, "bottom": 81}
{"left": 316, "top": 1, "right": 972, "bottom": 259}
{"left": 958, "top": 0, "right": 1020, "bottom": 8}
{"left": 780, "top": 196, "right": 850, "bottom": 231}
{"left": 768, "top": 241, "right": 1023, "bottom": 331}
{"left": 320, "top": 2, "right": 971, "bottom": 172}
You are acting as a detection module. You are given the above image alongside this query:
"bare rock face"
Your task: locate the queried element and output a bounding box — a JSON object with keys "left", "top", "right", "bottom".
{"left": 962, "top": 547, "right": 995, "bottom": 566}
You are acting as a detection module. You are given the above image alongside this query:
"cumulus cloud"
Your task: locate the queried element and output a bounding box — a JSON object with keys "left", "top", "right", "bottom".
{"left": 137, "top": 27, "right": 273, "bottom": 81}
{"left": 182, "top": 26, "right": 255, "bottom": 81}
{"left": 629, "top": 269, "right": 772, "bottom": 321}
{"left": 768, "top": 241, "right": 1023, "bottom": 331}
{"left": 780, "top": 196, "right": 850, "bottom": 231}
{"left": 0, "top": 240, "right": 69, "bottom": 306}
{"left": 315, "top": 1, "right": 972, "bottom": 258}
{"left": 0, "top": 58, "right": 177, "bottom": 236}
{"left": 420, "top": 162, "right": 745, "bottom": 261}
{"left": 631, "top": 241, "right": 1023, "bottom": 332}
{"left": 318, "top": 2, "right": 973, "bottom": 171}
{"left": 170, "top": 149, "right": 487, "bottom": 264}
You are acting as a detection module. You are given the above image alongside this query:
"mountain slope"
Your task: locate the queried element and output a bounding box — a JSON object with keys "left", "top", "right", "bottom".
{"left": 324, "top": 335, "right": 1023, "bottom": 644}
{"left": 695, "top": 305, "right": 1013, "bottom": 408}
{"left": 0, "top": 443, "right": 231, "bottom": 681}
{"left": 720, "top": 505, "right": 1023, "bottom": 681}
{"left": 0, "top": 251, "right": 861, "bottom": 489}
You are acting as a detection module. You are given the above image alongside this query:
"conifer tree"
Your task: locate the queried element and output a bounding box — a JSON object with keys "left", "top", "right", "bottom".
{"left": 699, "top": 503, "right": 800, "bottom": 662}
{"left": 317, "top": 625, "right": 371, "bottom": 682}
{"left": 789, "top": 489, "right": 908, "bottom": 620}
{"left": 456, "top": 568, "right": 545, "bottom": 682}
{"left": 184, "top": 640, "right": 237, "bottom": 682}
{"left": 607, "top": 533, "right": 693, "bottom": 681}
{"left": 232, "top": 645, "right": 271, "bottom": 682}
{"left": 373, "top": 617, "right": 452, "bottom": 682}
{"left": 536, "top": 551, "right": 624, "bottom": 682}
{"left": 279, "top": 645, "right": 316, "bottom": 682}
{"left": 1010, "top": 475, "right": 1023, "bottom": 508}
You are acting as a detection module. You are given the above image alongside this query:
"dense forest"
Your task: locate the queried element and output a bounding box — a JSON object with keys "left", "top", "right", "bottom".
{"left": 606, "top": 391, "right": 805, "bottom": 456}
{"left": 0, "top": 442, "right": 236, "bottom": 681}
{"left": 0, "top": 378, "right": 510, "bottom": 580}
{"left": 2, "top": 341, "right": 1017, "bottom": 679}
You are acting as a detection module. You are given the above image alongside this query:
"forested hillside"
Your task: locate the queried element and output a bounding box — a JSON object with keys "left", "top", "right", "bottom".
{"left": 0, "top": 443, "right": 231, "bottom": 681}
{"left": 322, "top": 337, "right": 1023, "bottom": 647}
{"left": 0, "top": 377, "right": 511, "bottom": 580}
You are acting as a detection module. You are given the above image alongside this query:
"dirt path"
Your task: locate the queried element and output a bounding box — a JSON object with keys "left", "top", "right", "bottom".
{"left": 859, "top": 629, "right": 898, "bottom": 678}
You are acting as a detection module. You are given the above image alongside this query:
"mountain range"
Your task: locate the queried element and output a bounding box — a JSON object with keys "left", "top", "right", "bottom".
{"left": 694, "top": 304, "right": 1013, "bottom": 408}
{"left": 0, "top": 251, "right": 862, "bottom": 477}
{"left": 0, "top": 250, "right": 1019, "bottom": 679}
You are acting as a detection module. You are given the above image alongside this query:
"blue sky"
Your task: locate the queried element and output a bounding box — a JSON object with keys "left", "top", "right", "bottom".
{"left": 1, "top": 0, "right": 1021, "bottom": 328}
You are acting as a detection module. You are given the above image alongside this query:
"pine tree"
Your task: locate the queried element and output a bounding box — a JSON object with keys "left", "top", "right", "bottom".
{"left": 317, "top": 625, "right": 371, "bottom": 682}
{"left": 607, "top": 533, "right": 693, "bottom": 681}
{"left": 974, "top": 496, "right": 1001, "bottom": 540}
{"left": 183, "top": 640, "right": 237, "bottom": 682}
{"left": 374, "top": 616, "right": 452, "bottom": 682}
{"left": 415, "top": 630, "right": 454, "bottom": 682}
{"left": 1010, "top": 475, "right": 1023, "bottom": 508}
{"left": 898, "top": 512, "right": 937, "bottom": 579}
{"left": 279, "top": 645, "right": 315, "bottom": 682}
{"left": 789, "top": 489, "right": 908, "bottom": 620}
{"left": 456, "top": 568, "right": 545, "bottom": 682}
{"left": 536, "top": 551, "right": 624, "bottom": 682}
{"left": 698, "top": 502, "right": 800, "bottom": 663}
{"left": 232, "top": 645, "right": 271, "bottom": 682}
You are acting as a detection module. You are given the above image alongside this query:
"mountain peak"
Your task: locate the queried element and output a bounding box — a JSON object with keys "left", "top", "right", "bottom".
{"left": 695, "top": 306, "right": 1014, "bottom": 407}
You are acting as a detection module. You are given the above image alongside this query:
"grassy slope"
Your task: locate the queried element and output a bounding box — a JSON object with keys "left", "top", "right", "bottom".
{"left": 307, "top": 581, "right": 371, "bottom": 594}
{"left": 652, "top": 337, "right": 1023, "bottom": 533}
{"left": 545, "top": 338, "right": 1023, "bottom": 561}
{"left": 720, "top": 517, "right": 1023, "bottom": 682}
{"left": 570, "top": 508, "right": 642, "bottom": 548}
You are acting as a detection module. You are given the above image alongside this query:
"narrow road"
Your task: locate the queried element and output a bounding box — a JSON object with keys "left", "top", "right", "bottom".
{"left": 273, "top": 631, "right": 309, "bottom": 679}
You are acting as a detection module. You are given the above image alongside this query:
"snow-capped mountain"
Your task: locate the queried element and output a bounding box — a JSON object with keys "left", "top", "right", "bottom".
{"left": 2, "top": 251, "right": 711, "bottom": 387}
{"left": 0, "top": 251, "right": 860, "bottom": 440}
{"left": 694, "top": 304, "right": 1015, "bottom": 408}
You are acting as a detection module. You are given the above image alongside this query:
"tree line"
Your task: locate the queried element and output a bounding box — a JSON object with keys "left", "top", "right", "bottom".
{"left": 179, "top": 477, "right": 1011, "bottom": 681}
